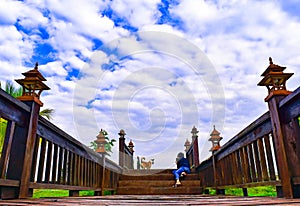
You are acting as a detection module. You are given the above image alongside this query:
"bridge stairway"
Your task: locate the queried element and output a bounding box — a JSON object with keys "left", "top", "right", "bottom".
{"left": 117, "top": 169, "right": 203, "bottom": 195}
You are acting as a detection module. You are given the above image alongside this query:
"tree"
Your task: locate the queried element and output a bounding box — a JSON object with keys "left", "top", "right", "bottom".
{"left": 89, "top": 129, "right": 116, "bottom": 156}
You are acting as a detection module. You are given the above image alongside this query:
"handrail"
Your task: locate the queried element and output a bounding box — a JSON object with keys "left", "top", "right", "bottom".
{"left": 0, "top": 88, "right": 122, "bottom": 199}
{"left": 196, "top": 86, "right": 300, "bottom": 197}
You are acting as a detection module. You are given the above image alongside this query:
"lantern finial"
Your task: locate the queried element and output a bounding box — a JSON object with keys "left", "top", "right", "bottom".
{"left": 15, "top": 62, "right": 50, "bottom": 106}
{"left": 34, "top": 62, "right": 38, "bottom": 70}
{"left": 258, "top": 58, "right": 293, "bottom": 101}
{"left": 269, "top": 57, "right": 273, "bottom": 65}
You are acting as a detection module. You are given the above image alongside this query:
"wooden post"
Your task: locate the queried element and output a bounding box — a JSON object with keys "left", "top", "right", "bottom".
{"left": 100, "top": 154, "right": 106, "bottom": 196}
{"left": 191, "top": 126, "right": 200, "bottom": 167}
{"left": 118, "top": 130, "right": 126, "bottom": 168}
{"left": 18, "top": 101, "right": 41, "bottom": 198}
{"left": 258, "top": 58, "right": 298, "bottom": 198}
{"left": 267, "top": 95, "right": 293, "bottom": 198}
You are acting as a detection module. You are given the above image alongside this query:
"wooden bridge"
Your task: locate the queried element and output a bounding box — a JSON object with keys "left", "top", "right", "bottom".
{"left": 0, "top": 59, "right": 299, "bottom": 205}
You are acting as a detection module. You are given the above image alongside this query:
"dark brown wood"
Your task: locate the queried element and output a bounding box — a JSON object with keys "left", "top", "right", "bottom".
{"left": 30, "top": 136, "right": 40, "bottom": 182}
{"left": 263, "top": 134, "right": 276, "bottom": 180}
{"left": 37, "top": 138, "right": 47, "bottom": 182}
{"left": 242, "top": 146, "right": 251, "bottom": 183}
{"left": 257, "top": 138, "right": 269, "bottom": 181}
{"left": 69, "top": 152, "right": 74, "bottom": 185}
{"left": 44, "top": 141, "right": 53, "bottom": 183}
{"left": 2, "top": 195, "right": 300, "bottom": 205}
{"left": 0, "top": 121, "right": 15, "bottom": 178}
{"left": 63, "top": 149, "right": 68, "bottom": 184}
{"left": 247, "top": 143, "right": 257, "bottom": 182}
{"left": 57, "top": 146, "right": 63, "bottom": 184}
{"left": 253, "top": 140, "right": 262, "bottom": 181}
{"left": 267, "top": 95, "right": 293, "bottom": 198}
{"left": 51, "top": 143, "right": 58, "bottom": 183}
{"left": 19, "top": 101, "right": 41, "bottom": 198}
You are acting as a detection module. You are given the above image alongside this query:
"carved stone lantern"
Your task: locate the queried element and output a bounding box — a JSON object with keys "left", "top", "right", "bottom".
{"left": 128, "top": 139, "right": 134, "bottom": 153}
{"left": 258, "top": 57, "right": 294, "bottom": 101}
{"left": 184, "top": 138, "right": 191, "bottom": 152}
{"left": 95, "top": 129, "right": 107, "bottom": 153}
{"left": 15, "top": 62, "right": 50, "bottom": 106}
{"left": 209, "top": 125, "right": 222, "bottom": 152}
{"left": 191, "top": 126, "right": 198, "bottom": 142}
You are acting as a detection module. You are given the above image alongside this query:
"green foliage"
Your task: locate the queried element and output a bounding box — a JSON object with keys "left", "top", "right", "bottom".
{"left": 89, "top": 129, "right": 116, "bottom": 156}
{"left": 248, "top": 186, "right": 276, "bottom": 197}
{"left": 0, "top": 118, "right": 8, "bottom": 155}
{"left": 4, "top": 80, "right": 22, "bottom": 98}
{"left": 207, "top": 186, "right": 276, "bottom": 197}
{"left": 39, "top": 108, "right": 55, "bottom": 120}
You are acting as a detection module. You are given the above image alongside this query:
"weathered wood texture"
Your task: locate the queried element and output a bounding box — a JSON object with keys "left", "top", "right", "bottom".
{"left": 118, "top": 133, "right": 134, "bottom": 169}
{"left": 0, "top": 88, "right": 122, "bottom": 199}
{"left": 1, "top": 195, "right": 300, "bottom": 205}
{"left": 196, "top": 86, "right": 300, "bottom": 198}
{"left": 186, "top": 134, "right": 200, "bottom": 169}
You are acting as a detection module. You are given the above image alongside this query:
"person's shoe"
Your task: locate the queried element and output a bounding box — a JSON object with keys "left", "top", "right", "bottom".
{"left": 175, "top": 180, "right": 181, "bottom": 186}
{"left": 180, "top": 172, "right": 187, "bottom": 177}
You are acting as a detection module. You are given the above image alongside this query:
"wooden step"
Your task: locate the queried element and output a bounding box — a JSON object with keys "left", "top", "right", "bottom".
{"left": 117, "top": 186, "right": 203, "bottom": 195}
{"left": 119, "top": 173, "right": 199, "bottom": 181}
{"left": 117, "top": 169, "right": 202, "bottom": 195}
{"left": 118, "top": 180, "right": 201, "bottom": 187}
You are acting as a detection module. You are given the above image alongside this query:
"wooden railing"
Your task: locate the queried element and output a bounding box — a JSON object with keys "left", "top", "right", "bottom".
{"left": 196, "top": 86, "right": 300, "bottom": 198}
{"left": 118, "top": 130, "right": 134, "bottom": 170}
{"left": 186, "top": 127, "right": 200, "bottom": 170}
{"left": 0, "top": 88, "right": 122, "bottom": 199}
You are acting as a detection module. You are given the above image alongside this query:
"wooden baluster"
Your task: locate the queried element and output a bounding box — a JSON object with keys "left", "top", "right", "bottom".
{"left": 257, "top": 138, "right": 269, "bottom": 181}
{"left": 248, "top": 143, "right": 257, "bottom": 182}
{"left": 264, "top": 134, "right": 276, "bottom": 181}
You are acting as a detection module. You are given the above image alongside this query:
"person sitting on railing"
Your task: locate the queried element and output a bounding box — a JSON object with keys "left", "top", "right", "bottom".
{"left": 172, "top": 152, "right": 191, "bottom": 187}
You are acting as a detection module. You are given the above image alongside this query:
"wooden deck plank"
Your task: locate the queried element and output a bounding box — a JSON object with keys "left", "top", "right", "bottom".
{"left": 1, "top": 195, "right": 300, "bottom": 205}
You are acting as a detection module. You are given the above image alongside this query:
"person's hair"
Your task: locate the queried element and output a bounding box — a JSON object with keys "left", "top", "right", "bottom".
{"left": 177, "top": 152, "right": 184, "bottom": 158}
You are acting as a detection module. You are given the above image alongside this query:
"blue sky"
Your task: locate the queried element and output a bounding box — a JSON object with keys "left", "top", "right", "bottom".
{"left": 1, "top": 0, "right": 300, "bottom": 169}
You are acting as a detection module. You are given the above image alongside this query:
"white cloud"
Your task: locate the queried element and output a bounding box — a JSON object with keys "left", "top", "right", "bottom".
{"left": 1, "top": 0, "right": 300, "bottom": 169}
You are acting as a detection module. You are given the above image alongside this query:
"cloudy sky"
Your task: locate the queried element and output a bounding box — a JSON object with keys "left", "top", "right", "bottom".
{"left": 1, "top": 0, "right": 299, "bottom": 169}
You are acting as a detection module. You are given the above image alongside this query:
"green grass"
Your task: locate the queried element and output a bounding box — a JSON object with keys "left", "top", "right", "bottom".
{"left": 32, "top": 189, "right": 113, "bottom": 198}
{"left": 207, "top": 186, "right": 276, "bottom": 197}
{"left": 33, "top": 189, "right": 69, "bottom": 198}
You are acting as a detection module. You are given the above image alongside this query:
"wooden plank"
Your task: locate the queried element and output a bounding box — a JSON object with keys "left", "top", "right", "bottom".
{"left": 44, "top": 141, "right": 53, "bottom": 183}
{"left": 2, "top": 194, "right": 300, "bottom": 205}
{"left": 68, "top": 151, "right": 73, "bottom": 185}
{"left": 0, "top": 121, "right": 15, "bottom": 178}
{"left": 215, "top": 112, "right": 272, "bottom": 160}
{"left": 51, "top": 143, "right": 58, "bottom": 183}
{"left": 62, "top": 149, "right": 68, "bottom": 184}
{"left": 37, "top": 138, "right": 47, "bottom": 182}
{"left": 215, "top": 180, "right": 281, "bottom": 189}
{"left": 242, "top": 146, "right": 252, "bottom": 183}
{"left": 234, "top": 151, "right": 243, "bottom": 184}
{"left": 0, "top": 89, "right": 30, "bottom": 126}
{"left": 257, "top": 138, "right": 269, "bottom": 181}
{"left": 253, "top": 140, "right": 262, "bottom": 182}
{"left": 239, "top": 148, "right": 246, "bottom": 184}
{"left": 268, "top": 95, "right": 293, "bottom": 198}
{"left": 248, "top": 143, "right": 257, "bottom": 182}
{"left": 30, "top": 135, "right": 40, "bottom": 182}
{"left": 57, "top": 146, "right": 63, "bottom": 184}
{"left": 264, "top": 134, "right": 276, "bottom": 180}
{"left": 0, "top": 179, "right": 20, "bottom": 187}
{"left": 29, "top": 182, "right": 101, "bottom": 191}
{"left": 19, "top": 101, "right": 41, "bottom": 198}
